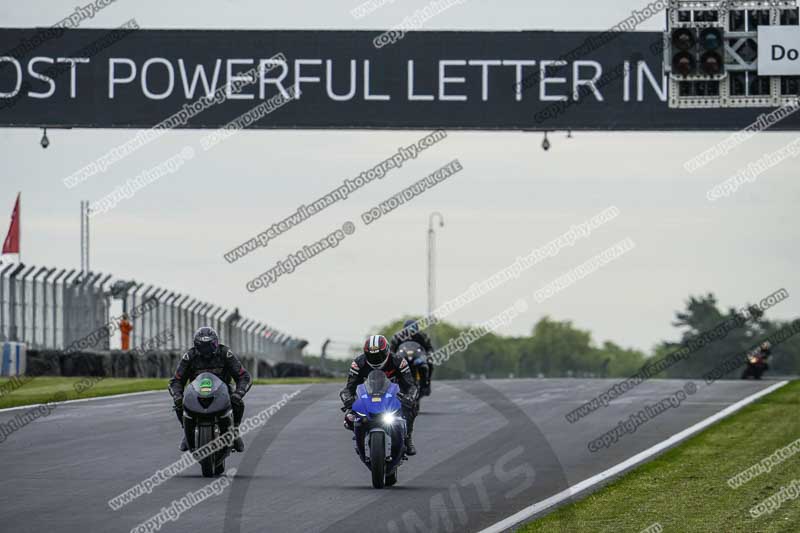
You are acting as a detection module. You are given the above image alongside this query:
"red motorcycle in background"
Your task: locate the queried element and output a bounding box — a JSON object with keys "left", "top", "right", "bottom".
{"left": 741, "top": 342, "right": 771, "bottom": 380}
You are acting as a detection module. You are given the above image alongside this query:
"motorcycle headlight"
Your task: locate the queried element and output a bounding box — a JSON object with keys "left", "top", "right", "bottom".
{"left": 381, "top": 411, "right": 397, "bottom": 425}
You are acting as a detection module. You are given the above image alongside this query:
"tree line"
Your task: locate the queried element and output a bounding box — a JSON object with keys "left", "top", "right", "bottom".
{"left": 372, "top": 293, "right": 800, "bottom": 380}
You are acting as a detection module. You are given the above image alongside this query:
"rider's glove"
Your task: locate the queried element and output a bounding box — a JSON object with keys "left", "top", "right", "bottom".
{"left": 230, "top": 392, "right": 244, "bottom": 406}
{"left": 397, "top": 392, "right": 414, "bottom": 410}
{"left": 343, "top": 410, "right": 356, "bottom": 430}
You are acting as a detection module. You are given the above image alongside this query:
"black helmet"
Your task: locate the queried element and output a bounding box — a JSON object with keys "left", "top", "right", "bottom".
{"left": 363, "top": 335, "right": 390, "bottom": 369}
{"left": 193, "top": 327, "right": 219, "bottom": 356}
{"left": 403, "top": 319, "right": 419, "bottom": 335}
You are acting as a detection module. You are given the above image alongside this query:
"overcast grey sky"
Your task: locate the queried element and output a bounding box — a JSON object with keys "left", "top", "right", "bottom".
{"left": 1, "top": 0, "right": 799, "bottom": 358}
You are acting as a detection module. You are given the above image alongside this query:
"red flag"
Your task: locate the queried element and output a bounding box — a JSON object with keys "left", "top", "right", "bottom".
{"left": 2, "top": 193, "right": 20, "bottom": 255}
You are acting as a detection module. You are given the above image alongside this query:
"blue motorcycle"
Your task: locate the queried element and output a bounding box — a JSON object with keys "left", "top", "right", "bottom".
{"left": 350, "top": 370, "right": 407, "bottom": 488}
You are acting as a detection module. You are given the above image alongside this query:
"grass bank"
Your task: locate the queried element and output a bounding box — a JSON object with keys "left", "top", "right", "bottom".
{"left": 522, "top": 381, "right": 800, "bottom": 533}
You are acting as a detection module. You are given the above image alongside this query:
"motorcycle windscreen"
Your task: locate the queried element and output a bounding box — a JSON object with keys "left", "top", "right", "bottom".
{"left": 365, "top": 370, "right": 390, "bottom": 395}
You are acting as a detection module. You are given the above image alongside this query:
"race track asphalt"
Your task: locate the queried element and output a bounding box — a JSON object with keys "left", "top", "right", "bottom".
{"left": 0, "top": 378, "right": 776, "bottom": 533}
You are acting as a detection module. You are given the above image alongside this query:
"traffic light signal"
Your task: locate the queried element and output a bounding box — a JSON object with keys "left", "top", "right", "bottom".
{"left": 668, "top": 0, "right": 798, "bottom": 109}
{"left": 670, "top": 25, "right": 725, "bottom": 77}
{"left": 671, "top": 28, "right": 696, "bottom": 76}
{"left": 699, "top": 28, "right": 724, "bottom": 75}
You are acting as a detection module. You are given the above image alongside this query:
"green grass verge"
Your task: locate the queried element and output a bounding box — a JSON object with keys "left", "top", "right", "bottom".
{"left": 0, "top": 377, "right": 169, "bottom": 409}
{"left": 522, "top": 381, "right": 800, "bottom": 533}
{"left": 0, "top": 376, "right": 341, "bottom": 409}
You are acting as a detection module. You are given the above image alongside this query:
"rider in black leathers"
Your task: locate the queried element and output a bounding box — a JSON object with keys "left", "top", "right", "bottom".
{"left": 390, "top": 319, "right": 434, "bottom": 396}
{"left": 168, "top": 327, "right": 252, "bottom": 452}
{"left": 340, "top": 334, "right": 420, "bottom": 455}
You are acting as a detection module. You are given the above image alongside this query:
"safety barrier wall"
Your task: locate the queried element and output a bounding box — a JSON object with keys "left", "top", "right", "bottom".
{"left": 0, "top": 263, "right": 307, "bottom": 368}
{"left": 24, "top": 349, "right": 316, "bottom": 379}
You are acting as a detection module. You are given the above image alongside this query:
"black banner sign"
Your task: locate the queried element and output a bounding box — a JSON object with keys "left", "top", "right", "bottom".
{"left": 1, "top": 27, "right": 798, "bottom": 131}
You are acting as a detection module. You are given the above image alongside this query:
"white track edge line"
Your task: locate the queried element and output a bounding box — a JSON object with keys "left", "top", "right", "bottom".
{"left": 0, "top": 389, "right": 162, "bottom": 413}
{"left": 0, "top": 381, "right": 315, "bottom": 414}
{"left": 477, "top": 380, "right": 789, "bottom": 533}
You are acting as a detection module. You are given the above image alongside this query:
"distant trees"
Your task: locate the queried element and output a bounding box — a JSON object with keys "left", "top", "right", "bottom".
{"left": 371, "top": 293, "right": 799, "bottom": 379}
{"left": 655, "top": 293, "right": 800, "bottom": 379}
{"left": 376, "top": 315, "right": 647, "bottom": 379}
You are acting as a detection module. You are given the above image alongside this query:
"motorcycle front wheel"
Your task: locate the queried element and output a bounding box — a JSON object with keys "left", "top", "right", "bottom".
{"left": 197, "top": 425, "right": 216, "bottom": 478}
{"left": 370, "top": 431, "right": 386, "bottom": 489}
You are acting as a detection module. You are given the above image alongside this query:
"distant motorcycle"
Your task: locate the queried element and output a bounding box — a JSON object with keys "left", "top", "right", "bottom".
{"left": 741, "top": 352, "right": 769, "bottom": 380}
{"left": 349, "top": 370, "right": 407, "bottom": 488}
{"left": 182, "top": 372, "right": 233, "bottom": 477}
{"left": 397, "top": 340, "right": 430, "bottom": 405}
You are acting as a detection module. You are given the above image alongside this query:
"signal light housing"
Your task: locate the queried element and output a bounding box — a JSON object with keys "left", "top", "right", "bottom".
{"left": 667, "top": 0, "right": 799, "bottom": 109}
{"left": 699, "top": 28, "right": 724, "bottom": 75}
{"left": 671, "top": 28, "right": 698, "bottom": 77}
{"left": 670, "top": 25, "right": 725, "bottom": 78}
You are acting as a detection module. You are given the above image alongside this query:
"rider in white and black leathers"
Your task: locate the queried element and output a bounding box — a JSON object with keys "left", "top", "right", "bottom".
{"left": 340, "top": 334, "right": 420, "bottom": 455}
{"left": 168, "top": 327, "right": 252, "bottom": 452}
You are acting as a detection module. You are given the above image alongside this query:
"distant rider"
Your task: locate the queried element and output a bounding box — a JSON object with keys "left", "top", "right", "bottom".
{"left": 755, "top": 341, "right": 772, "bottom": 370}
{"left": 759, "top": 341, "right": 772, "bottom": 359}
{"left": 168, "top": 327, "right": 252, "bottom": 452}
{"left": 390, "top": 319, "right": 434, "bottom": 396}
{"left": 340, "top": 334, "right": 420, "bottom": 455}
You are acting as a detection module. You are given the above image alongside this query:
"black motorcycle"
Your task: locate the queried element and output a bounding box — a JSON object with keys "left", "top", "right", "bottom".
{"left": 182, "top": 372, "right": 233, "bottom": 477}
{"left": 397, "top": 341, "right": 430, "bottom": 405}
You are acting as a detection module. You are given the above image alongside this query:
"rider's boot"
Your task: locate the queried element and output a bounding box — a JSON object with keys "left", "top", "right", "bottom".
{"left": 233, "top": 426, "right": 245, "bottom": 452}
{"left": 405, "top": 433, "right": 417, "bottom": 456}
